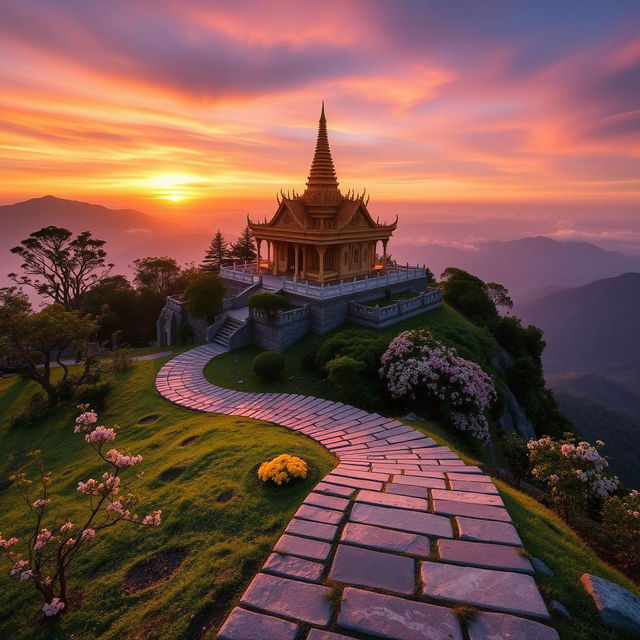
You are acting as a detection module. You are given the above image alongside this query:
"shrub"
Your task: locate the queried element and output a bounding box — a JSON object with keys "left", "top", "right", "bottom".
{"left": 74, "top": 381, "right": 112, "bottom": 410}
{"left": 497, "top": 433, "right": 530, "bottom": 488}
{"left": 110, "top": 347, "right": 134, "bottom": 372}
{"left": 326, "top": 356, "right": 366, "bottom": 390}
{"left": 184, "top": 273, "right": 226, "bottom": 323}
{"left": 249, "top": 292, "right": 291, "bottom": 315}
{"left": 602, "top": 490, "right": 640, "bottom": 568}
{"left": 257, "top": 454, "right": 308, "bottom": 485}
{"left": 253, "top": 351, "right": 285, "bottom": 379}
{"left": 527, "top": 434, "right": 619, "bottom": 518}
{"left": 380, "top": 330, "right": 496, "bottom": 440}
{"left": 300, "top": 344, "right": 319, "bottom": 372}
{"left": 10, "top": 391, "right": 49, "bottom": 429}
{"left": 315, "top": 330, "right": 387, "bottom": 372}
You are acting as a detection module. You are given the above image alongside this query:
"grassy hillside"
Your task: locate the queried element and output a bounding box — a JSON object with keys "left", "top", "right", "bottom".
{"left": 0, "top": 358, "right": 335, "bottom": 640}
{"left": 204, "top": 305, "right": 497, "bottom": 399}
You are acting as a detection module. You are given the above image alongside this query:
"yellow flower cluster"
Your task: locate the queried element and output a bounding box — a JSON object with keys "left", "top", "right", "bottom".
{"left": 257, "top": 454, "right": 308, "bottom": 485}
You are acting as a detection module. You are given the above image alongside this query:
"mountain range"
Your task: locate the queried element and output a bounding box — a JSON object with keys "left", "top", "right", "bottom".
{"left": 393, "top": 237, "right": 640, "bottom": 301}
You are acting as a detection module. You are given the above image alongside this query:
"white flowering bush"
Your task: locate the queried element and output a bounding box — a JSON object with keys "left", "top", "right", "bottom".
{"left": 527, "top": 434, "right": 619, "bottom": 517}
{"left": 379, "top": 330, "right": 497, "bottom": 440}
{"left": 602, "top": 489, "right": 640, "bottom": 568}
{"left": 0, "top": 406, "right": 161, "bottom": 619}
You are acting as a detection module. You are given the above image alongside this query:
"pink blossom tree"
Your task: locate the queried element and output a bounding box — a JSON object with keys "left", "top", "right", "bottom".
{"left": 0, "top": 406, "right": 161, "bottom": 618}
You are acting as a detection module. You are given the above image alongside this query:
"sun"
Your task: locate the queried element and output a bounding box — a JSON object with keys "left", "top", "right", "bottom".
{"left": 145, "top": 174, "right": 196, "bottom": 202}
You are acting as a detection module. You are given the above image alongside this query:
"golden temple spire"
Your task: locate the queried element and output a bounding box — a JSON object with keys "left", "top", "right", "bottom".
{"left": 305, "top": 102, "right": 340, "bottom": 191}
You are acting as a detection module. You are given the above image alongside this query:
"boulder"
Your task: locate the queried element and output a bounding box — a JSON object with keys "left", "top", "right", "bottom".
{"left": 532, "top": 557, "right": 554, "bottom": 577}
{"left": 580, "top": 573, "right": 640, "bottom": 633}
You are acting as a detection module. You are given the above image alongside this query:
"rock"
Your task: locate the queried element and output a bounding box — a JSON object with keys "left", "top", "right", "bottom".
{"left": 580, "top": 573, "right": 640, "bottom": 633}
{"left": 532, "top": 557, "right": 554, "bottom": 577}
{"left": 491, "top": 345, "right": 514, "bottom": 374}
{"left": 497, "top": 382, "right": 537, "bottom": 440}
{"left": 217, "top": 607, "right": 299, "bottom": 640}
{"left": 551, "top": 600, "right": 571, "bottom": 619}
{"left": 403, "top": 412, "right": 417, "bottom": 421}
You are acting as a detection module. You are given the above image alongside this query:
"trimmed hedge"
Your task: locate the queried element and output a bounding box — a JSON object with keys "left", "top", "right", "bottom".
{"left": 253, "top": 351, "right": 285, "bottom": 379}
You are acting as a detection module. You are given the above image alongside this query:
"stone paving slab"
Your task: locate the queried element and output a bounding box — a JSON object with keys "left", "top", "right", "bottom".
{"left": 455, "top": 516, "right": 522, "bottom": 546}
{"left": 275, "top": 534, "right": 332, "bottom": 561}
{"left": 350, "top": 503, "right": 453, "bottom": 537}
{"left": 240, "top": 573, "right": 333, "bottom": 626}
{"left": 467, "top": 611, "right": 560, "bottom": 640}
{"left": 421, "top": 561, "right": 550, "bottom": 619}
{"left": 338, "top": 587, "right": 463, "bottom": 640}
{"left": 217, "top": 607, "right": 300, "bottom": 640}
{"left": 156, "top": 345, "right": 555, "bottom": 640}
{"left": 437, "top": 539, "right": 533, "bottom": 573}
{"left": 263, "top": 552, "right": 325, "bottom": 583}
{"left": 355, "top": 489, "right": 429, "bottom": 511}
{"left": 433, "top": 499, "right": 512, "bottom": 522}
{"left": 329, "top": 544, "right": 415, "bottom": 594}
{"left": 285, "top": 518, "right": 339, "bottom": 542}
{"left": 341, "top": 521, "right": 430, "bottom": 556}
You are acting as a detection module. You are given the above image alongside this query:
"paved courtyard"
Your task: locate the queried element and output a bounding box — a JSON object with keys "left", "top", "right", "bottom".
{"left": 156, "top": 344, "right": 560, "bottom": 640}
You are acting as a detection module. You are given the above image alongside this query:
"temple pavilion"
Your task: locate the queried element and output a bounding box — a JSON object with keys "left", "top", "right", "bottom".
{"left": 248, "top": 104, "right": 397, "bottom": 284}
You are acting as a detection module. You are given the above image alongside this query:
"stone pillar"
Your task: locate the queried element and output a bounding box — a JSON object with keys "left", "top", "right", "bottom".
{"left": 255, "top": 238, "right": 262, "bottom": 273}
{"left": 294, "top": 244, "right": 300, "bottom": 281}
{"left": 317, "top": 246, "right": 326, "bottom": 283}
{"left": 382, "top": 239, "right": 388, "bottom": 273}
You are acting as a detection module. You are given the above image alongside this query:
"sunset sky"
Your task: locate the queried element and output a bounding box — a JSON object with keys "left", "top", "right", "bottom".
{"left": 1, "top": 0, "right": 639, "bottom": 250}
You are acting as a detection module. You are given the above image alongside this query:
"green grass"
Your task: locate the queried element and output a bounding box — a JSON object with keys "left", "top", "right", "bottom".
{"left": 204, "top": 304, "right": 497, "bottom": 398}
{"left": 0, "top": 358, "right": 335, "bottom": 640}
{"left": 498, "top": 481, "right": 639, "bottom": 640}
{"left": 360, "top": 290, "right": 420, "bottom": 307}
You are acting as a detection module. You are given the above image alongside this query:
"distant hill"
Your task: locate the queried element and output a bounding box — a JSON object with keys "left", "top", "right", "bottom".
{"left": 517, "top": 272, "right": 640, "bottom": 374}
{"left": 392, "top": 236, "right": 640, "bottom": 300}
{"left": 0, "top": 196, "right": 207, "bottom": 286}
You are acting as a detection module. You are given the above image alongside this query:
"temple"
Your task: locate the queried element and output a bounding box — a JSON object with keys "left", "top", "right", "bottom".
{"left": 248, "top": 103, "right": 397, "bottom": 284}
{"left": 158, "top": 105, "right": 440, "bottom": 350}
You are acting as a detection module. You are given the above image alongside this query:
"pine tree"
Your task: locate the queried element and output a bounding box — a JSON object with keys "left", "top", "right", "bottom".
{"left": 230, "top": 226, "right": 257, "bottom": 264}
{"left": 200, "top": 230, "right": 230, "bottom": 272}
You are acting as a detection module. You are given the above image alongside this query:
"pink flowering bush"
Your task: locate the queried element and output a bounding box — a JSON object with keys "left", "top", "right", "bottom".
{"left": 527, "top": 433, "right": 619, "bottom": 517}
{"left": 0, "top": 406, "right": 161, "bottom": 619}
{"left": 602, "top": 489, "right": 640, "bottom": 568}
{"left": 379, "top": 330, "right": 497, "bottom": 440}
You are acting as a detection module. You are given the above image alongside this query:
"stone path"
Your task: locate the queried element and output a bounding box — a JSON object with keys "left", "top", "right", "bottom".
{"left": 156, "top": 344, "right": 561, "bottom": 640}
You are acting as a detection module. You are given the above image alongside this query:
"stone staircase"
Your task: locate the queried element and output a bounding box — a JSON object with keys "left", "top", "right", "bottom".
{"left": 211, "top": 316, "right": 245, "bottom": 349}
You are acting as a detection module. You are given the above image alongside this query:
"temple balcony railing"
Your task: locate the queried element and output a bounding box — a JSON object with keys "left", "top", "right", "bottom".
{"left": 348, "top": 288, "right": 442, "bottom": 325}
{"left": 220, "top": 263, "right": 259, "bottom": 284}
{"left": 282, "top": 266, "right": 427, "bottom": 300}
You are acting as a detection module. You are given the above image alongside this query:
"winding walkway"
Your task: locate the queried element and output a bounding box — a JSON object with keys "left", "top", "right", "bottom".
{"left": 156, "top": 345, "right": 560, "bottom": 640}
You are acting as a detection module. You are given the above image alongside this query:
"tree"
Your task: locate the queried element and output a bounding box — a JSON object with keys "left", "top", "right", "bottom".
{"left": 485, "top": 282, "right": 513, "bottom": 313}
{"left": 9, "top": 227, "right": 113, "bottom": 310}
{"left": 0, "top": 407, "right": 161, "bottom": 617}
{"left": 200, "top": 231, "right": 231, "bottom": 272}
{"left": 0, "top": 289, "right": 98, "bottom": 407}
{"left": 184, "top": 273, "right": 226, "bottom": 323}
{"left": 230, "top": 226, "right": 256, "bottom": 264}
{"left": 82, "top": 275, "right": 139, "bottom": 345}
{"left": 132, "top": 257, "right": 182, "bottom": 297}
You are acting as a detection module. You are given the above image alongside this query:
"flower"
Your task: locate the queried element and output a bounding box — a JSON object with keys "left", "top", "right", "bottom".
{"left": 74, "top": 410, "right": 98, "bottom": 433}
{"left": 85, "top": 426, "right": 116, "bottom": 445}
{"left": 42, "top": 598, "right": 65, "bottom": 617}
{"left": 10, "top": 559, "right": 29, "bottom": 576}
{"left": 32, "top": 498, "right": 50, "bottom": 509}
{"left": 141, "top": 510, "right": 162, "bottom": 526}
{"left": 106, "top": 449, "right": 143, "bottom": 468}
{"left": 34, "top": 529, "right": 52, "bottom": 550}
{"left": 59, "top": 522, "right": 74, "bottom": 533}
{"left": 0, "top": 535, "right": 19, "bottom": 548}
{"left": 80, "top": 528, "right": 95, "bottom": 542}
